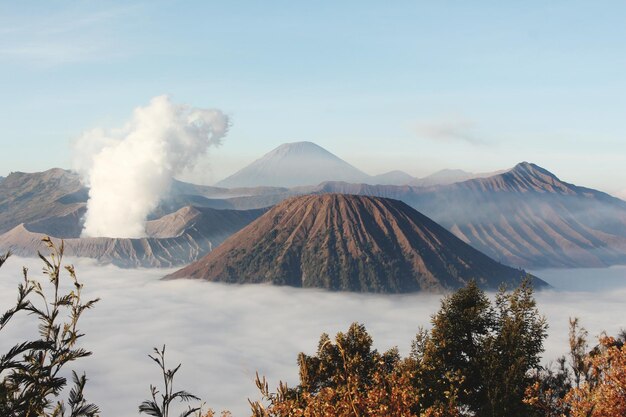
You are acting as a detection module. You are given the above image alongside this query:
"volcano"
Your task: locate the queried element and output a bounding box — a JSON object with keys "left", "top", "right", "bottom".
{"left": 215, "top": 141, "right": 370, "bottom": 188}
{"left": 166, "top": 194, "right": 543, "bottom": 292}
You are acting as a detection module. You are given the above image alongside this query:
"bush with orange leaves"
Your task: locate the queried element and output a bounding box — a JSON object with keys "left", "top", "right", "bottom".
{"left": 564, "top": 336, "right": 626, "bottom": 417}
{"left": 525, "top": 319, "right": 626, "bottom": 417}
{"left": 249, "top": 323, "right": 460, "bottom": 417}
{"left": 249, "top": 280, "right": 550, "bottom": 417}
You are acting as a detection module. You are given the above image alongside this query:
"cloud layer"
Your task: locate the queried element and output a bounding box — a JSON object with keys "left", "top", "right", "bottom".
{"left": 0, "top": 256, "right": 625, "bottom": 416}
{"left": 73, "top": 96, "right": 229, "bottom": 238}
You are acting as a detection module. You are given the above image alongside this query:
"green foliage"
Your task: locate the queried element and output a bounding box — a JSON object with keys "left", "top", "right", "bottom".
{"left": 414, "top": 280, "right": 494, "bottom": 412}
{"left": 252, "top": 279, "right": 548, "bottom": 416}
{"left": 409, "top": 278, "right": 548, "bottom": 416}
{"left": 297, "top": 323, "right": 400, "bottom": 394}
{"left": 139, "top": 345, "right": 201, "bottom": 417}
{"left": 483, "top": 279, "right": 548, "bottom": 416}
{"left": 0, "top": 238, "right": 100, "bottom": 417}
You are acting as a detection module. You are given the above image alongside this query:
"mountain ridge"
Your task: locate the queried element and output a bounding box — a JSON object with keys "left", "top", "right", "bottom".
{"left": 309, "top": 163, "right": 626, "bottom": 268}
{"left": 370, "top": 170, "right": 415, "bottom": 185}
{"left": 0, "top": 205, "right": 265, "bottom": 267}
{"left": 3, "top": 161, "right": 626, "bottom": 269}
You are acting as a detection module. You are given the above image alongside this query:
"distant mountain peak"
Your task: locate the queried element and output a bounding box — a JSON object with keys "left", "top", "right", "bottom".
{"left": 510, "top": 161, "right": 556, "bottom": 176}
{"left": 436, "top": 168, "right": 472, "bottom": 175}
{"left": 274, "top": 140, "right": 323, "bottom": 150}
{"left": 507, "top": 162, "right": 562, "bottom": 184}
{"left": 410, "top": 168, "right": 478, "bottom": 187}
{"left": 456, "top": 161, "right": 570, "bottom": 194}
{"left": 264, "top": 141, "right": 342, "bottom": 160}
{"left": 370, "top": 170, "right": 415, "bottom": 185}
{"left": 215, "top": 142, "right": 370, "bottom": 188}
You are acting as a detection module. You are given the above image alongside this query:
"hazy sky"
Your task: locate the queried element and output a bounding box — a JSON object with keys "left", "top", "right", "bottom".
{"left": 1, "top": 1, "right": 625, "bottom": 194}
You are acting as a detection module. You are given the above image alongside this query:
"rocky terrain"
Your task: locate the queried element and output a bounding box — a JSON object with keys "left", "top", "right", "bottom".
{"left": 3, "top": 155, "right": 626, "bottom": 269}
{"left": 0, "top": 205, "right": 265, "bottom": 267}
{"left": 0, "top": 168, "right": 86, "bottom": 234}
{"left": 167, "top": 194, "right": 542, "bottom": 292}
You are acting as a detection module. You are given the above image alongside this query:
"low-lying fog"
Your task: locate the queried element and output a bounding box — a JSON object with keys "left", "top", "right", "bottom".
{"left": 1, "top": 256, "right": 625, "bottom": 417}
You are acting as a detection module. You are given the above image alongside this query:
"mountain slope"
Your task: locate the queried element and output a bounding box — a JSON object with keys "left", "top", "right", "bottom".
{"left": 312, "top": 163, "right": 626, "bottom": 268}
{"left": 0, "top": 169, "right": 279, "bottom": 234}
{"left": 0, "top": 169, "right": 86, "bottom": 234}
{"left": 5, "top": 164, "right": 626, "bottom": 269}
{"left": 170, "top": 179, "right": 289, "bottom": 199}
{"left": 0, "top": 206, "right": 265, "bottom": 267}
{"left": 419, "top": 163, "right": 626, "bottom": 268}
{"left": 215, "top": 142, "right": 370, "bottom": 188}
{"left": 167, "top": 194, "right": 541, "bottom": 292}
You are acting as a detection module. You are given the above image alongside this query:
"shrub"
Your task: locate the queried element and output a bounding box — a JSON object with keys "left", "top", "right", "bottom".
{"left": 0, "top": 238, "right": 99, "bottom": 417}
{"left": 250, "top": 279, "right": 547, "bottom": 417}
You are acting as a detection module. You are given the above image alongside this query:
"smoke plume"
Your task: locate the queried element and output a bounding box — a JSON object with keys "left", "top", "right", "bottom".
{"left": 74, "top": 96, "right": 229, "bottom": 238}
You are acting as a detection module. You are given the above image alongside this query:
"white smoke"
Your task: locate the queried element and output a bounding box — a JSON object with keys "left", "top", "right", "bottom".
{"left": 73, "top": 96, "right": 229, "bottom": 238}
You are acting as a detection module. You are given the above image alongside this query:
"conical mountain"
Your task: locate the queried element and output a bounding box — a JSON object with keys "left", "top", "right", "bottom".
{"left": 167, "top": 194, "right": 543, "bottom": 292}
{"left": 215, "top": 142, "right": 370, "bottom": 188}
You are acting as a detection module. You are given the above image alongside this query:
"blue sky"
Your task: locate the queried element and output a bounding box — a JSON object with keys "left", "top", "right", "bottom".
{"left": 1, "top": 1, "right": 625, "bottom": 194}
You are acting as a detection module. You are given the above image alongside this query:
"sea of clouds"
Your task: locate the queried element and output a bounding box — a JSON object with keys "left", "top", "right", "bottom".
{"left": 0, "top": 256, "right": 625, "bottom": 416}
